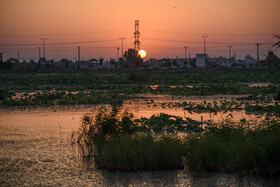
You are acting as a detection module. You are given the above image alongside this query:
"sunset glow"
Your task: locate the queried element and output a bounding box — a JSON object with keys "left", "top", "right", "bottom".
{"left": 0, "top": 0, "right": 279, "bottom": 61}
{"left": 138, "top": 50, "right": 147, "bottom": 58}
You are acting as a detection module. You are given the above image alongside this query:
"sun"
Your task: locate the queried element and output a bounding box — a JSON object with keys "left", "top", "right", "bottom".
{"left": 138, "top": 50, "right": 147, "bottom": 58}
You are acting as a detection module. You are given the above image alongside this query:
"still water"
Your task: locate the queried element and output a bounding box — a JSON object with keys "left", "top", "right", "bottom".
{"left": 0, "top": 102, "right": 278, "bottom": 186}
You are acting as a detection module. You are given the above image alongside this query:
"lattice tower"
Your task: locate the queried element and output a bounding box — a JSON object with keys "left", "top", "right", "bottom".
{"left": 134, "top": 20, "right": 141, "bottom": 51}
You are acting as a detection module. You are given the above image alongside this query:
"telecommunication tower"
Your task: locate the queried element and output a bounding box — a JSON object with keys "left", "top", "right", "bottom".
{"left": 134, "top": 20, "right": 141, "bottom": 51}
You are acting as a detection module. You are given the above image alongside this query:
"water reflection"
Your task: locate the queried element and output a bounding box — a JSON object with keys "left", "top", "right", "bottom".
{"left": 0, "top": 102, "right": 277, "bottom": 186}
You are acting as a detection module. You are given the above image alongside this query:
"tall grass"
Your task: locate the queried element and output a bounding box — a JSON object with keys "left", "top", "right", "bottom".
{"left": 96, "top": 133, "right": 185, "bottom": 171}
{"left": 74, "top": 108, "right": 280, "bottom": 176}
{"left": 186, "top": 116, "right": 280, "bottom": 176}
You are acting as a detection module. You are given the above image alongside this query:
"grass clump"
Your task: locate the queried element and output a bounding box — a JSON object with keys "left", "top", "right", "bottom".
{"left": 185, "top": 116, "right": 280, "bottom": 176}
{"left": 75, "top": 107, "right": 190, "bottom": 171}
{"left": 75, "top": 107, "right": 280, "bottom": 176}
{"left": 97, "top": 133, "right": 185, "bottom": 171}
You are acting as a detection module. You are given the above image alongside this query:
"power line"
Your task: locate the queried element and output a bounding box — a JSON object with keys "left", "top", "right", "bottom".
{"left": 142, "top": 29, "right": 276, "bottom": 37}
{"left": 0, "top": 30, "right": 133, "bottom": 37}
{"left": 0, "top": 39, "right": 120, "bottom": 47}
{"left": 0, "top": 37, "right": 273, "bottom": 48}
{"left": 0, "top": 46, "right": 123, "bottom": 51}
{"left": 141, "top": 37, "right": 274, "bottom": 46}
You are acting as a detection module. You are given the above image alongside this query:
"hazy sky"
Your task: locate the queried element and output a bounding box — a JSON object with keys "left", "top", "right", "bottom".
{"left": 0, "top": 0, "right": 279, "bottom": 61}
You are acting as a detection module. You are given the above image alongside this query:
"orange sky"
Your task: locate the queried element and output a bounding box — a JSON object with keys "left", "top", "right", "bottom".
{"left": 0, "top": 0, "right": 279, "bottom": 61}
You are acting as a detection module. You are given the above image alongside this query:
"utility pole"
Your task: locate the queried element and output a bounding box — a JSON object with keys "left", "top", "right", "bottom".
{"left": 202, "top": 36, "right": 207, "bottom": 57}
{"left": 78, "top": 46, "right": 80, "bottom": 62}
{"left": 255, "top": 43, "right": 261, "bottom": 62}
{"left": 117, "top": 47, "right": 120, "bottom": 60}
{"left": 184, "top": 46, "right": 188, "bottom": 63}
{"left": 17, "top": 50, "right": 20, "bottom": 62}
{"left": 228, "top": 45, "right": 232, "bottom": 59}
{"left": 40, "top": 38, "right": 47, "bottom": 58}
{"left": 119, "top": 38, "right": 125, "bottom": 58}
{"left": 38, "top": 47, "right": 41, "bottom": 60}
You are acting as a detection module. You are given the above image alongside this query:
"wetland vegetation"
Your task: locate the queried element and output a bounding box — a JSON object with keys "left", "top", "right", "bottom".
{"left": 74, "top": 107, "right": 280, "bottom": 176}
{"left": 1, "top": 68, "right": 280, "bottom": 177}
{"left": 1, "top": 68, "right": 280, "bottom": 108}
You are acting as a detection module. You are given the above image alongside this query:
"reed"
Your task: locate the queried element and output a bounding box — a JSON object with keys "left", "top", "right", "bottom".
{"left": 75, "top": 108, "right": 280, "bottom": 176}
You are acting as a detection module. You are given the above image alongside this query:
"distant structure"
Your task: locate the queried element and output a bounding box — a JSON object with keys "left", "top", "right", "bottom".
{"left": 0, "top": 53, "right": 3, "bottom": 62}
{"left": 124, "top": 49, "right": 142, "bottom": 68}
{"left": 255, "top": 43, "right": 261, "bottom": 62}
{"left": 243, "top": 55, "right": 257, "bottom": 67}
{"left": 196, "top": 54, "right": 206, "bottom": 67}
{"left": 78, "top": 46, "right": 81, "bottom": 62}
{"left": 134, "top": 20, "right": 141, "bottom": 51}
{"left": 40, "top": 38, "right": 47, "bottom": 59}
{"left": 123, "top": 20, "right": 143, "bottom": 68}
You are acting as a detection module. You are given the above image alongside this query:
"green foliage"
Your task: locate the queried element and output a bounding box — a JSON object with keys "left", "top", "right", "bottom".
{"left": 127, "top": 71, "right": 151, "bottom": 82}
{"left": 186, "top": 117, "right": 280, "bottom": 176}
{"left": 76, "top": 109, "right": 203, "bottom": 145}
{"left": 0, "top": 90, "right": 124, "bottom": 106}
{"left": 77, "top": 107, "right": 136, "bottom": 145}
{"left": 136, "top": 113, "right": 203, "bottom": 133}
{"left": 0, "top": 89, "right": 15, "bottom": 100}
{"left": 1, "top": 69, "right": 280, "bottom": 107}
{"left": 96, "top": 134, "right": 185, "bottom": 171}
{"left": 76, "top": 110, "right": 280, "bottom": 176}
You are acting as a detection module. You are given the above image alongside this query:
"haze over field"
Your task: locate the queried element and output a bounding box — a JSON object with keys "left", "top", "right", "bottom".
{"left": 0, "top": 0, "right": 279, "bottom": 60}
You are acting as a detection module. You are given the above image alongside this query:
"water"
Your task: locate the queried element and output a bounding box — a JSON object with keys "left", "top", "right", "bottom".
{"left": 0, "top": 104, "right": 278, "bottom": 186}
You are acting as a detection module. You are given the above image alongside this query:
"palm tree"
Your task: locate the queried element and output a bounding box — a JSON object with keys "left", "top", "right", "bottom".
{"left": 272, "top": 35, "right": 280, "bottom": 49}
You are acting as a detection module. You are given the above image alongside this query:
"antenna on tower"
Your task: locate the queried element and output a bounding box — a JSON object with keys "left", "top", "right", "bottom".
{"left": 134, "top": 20, "right": 141, "bottom": 51}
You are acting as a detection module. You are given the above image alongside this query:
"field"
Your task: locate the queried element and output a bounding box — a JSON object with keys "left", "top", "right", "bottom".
{"left": 1, "top": 68, "right": 279, "bottom": 108}
{"left": 1, "top": 68, "right": 280, "bottom": 176}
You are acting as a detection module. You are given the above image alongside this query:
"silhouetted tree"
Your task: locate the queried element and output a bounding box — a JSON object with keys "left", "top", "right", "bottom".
{"left": 109, "top": 58, "right": 117, "bottom": 67}
{"left": 189, "top": 58, "right": 196, "bottom": 67}
{"left": 264, "top": 51, "right": 279, "bottom": 67}
{"left": 272, "top": 35, "right": 280, "bottom": 49}
{"left": 29, "top": 59, "right": 35, "bottom": 64}
{"left": 99, "top": 57, "right": 104, "bottom": 66}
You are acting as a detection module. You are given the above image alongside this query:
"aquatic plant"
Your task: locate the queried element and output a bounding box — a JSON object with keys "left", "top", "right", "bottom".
{"left": 75, "top": 109, "right": 280, "bottom": 176}
{"left": 1, "top": 69, "right": 280, "bottom": 107}
{"left": 96, "top": 133, "right": 185, "bottom": 171}
{"left": 186, "top": 115, "right": 280, "bottom": 176}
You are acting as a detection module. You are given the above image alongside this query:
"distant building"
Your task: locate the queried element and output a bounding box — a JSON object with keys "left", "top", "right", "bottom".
{"left": 76, "top": 61, "right": 89, "bottom": 69}
{"left": 196, "top": 54, "right": 206, "bottom": 67}
{"left": 0, "top": 53, "right": 2, "bottom": 62}
{"left": 174, "top": 58, "right": 185, "bottom": 68}
{"left": 89, "top": 58, "right": 99, "bottom": 69}
{"left": 148, "top": 58, "right": 159, "bottom": 69}
{"left": 243, "top": 55, "right": 257, "bottom": 67}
